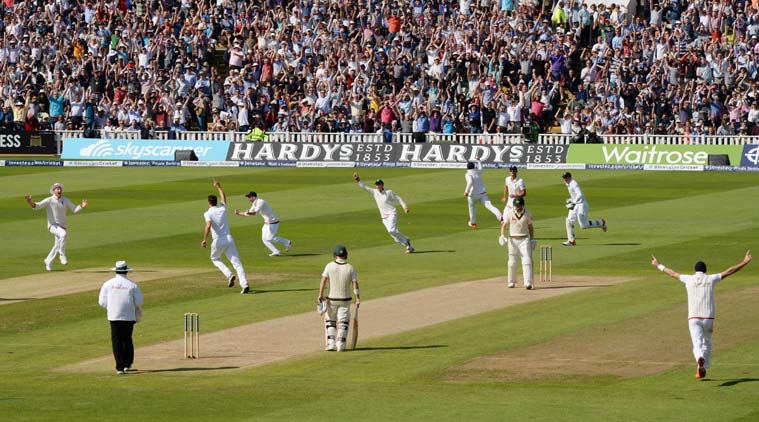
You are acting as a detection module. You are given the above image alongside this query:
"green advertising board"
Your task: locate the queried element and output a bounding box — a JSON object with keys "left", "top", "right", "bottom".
{"left": 566, "top": 144, "right": 743, "bottom": 165}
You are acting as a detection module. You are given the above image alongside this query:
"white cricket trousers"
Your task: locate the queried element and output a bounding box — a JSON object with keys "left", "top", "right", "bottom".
{"left": 261, "top": 222, "right": 290, "bottom": 254}
{"left": 324, "top": 300, "right": 351, "bottom": 348}
{"left": 565, "top": 201, "right": 604, "bottom": 242}
{"left": 467, "top": 192, "right": 502, "bottom": 224}
{"left": 210, "top": 235, "right": 248, "bottom": 288}
{"left": 688, "top": 318, "right": 714, "bottom": 368}
{"left": 45, "top": 224, "right": 68, "bottom": 264}
{"left": 507, "top": 236, "right": 533, "bottom": 288}
{"left": 382, "top": 214, "right": 410, "bottom": 247}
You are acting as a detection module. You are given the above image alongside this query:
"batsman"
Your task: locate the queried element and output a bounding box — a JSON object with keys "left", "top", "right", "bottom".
{"left": 499, "top": 196, "right": 536, "bottom": 289}
{"left": 318, "top": 245, "right": 360, "bottom": 352}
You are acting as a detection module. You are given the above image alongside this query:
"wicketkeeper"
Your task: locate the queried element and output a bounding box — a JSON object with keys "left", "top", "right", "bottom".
{"left": 318, "top": 245, "right": 360, "bottom": 352}
{"left": 499, "top": 197, "right": 536, "bottom": 289}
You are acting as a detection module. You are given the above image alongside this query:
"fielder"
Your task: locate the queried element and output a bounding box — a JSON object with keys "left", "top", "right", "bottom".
{"left": 201, "top": 180, "right": 250, "bottom": 294}
{"left": 499, "top": 197, "right": 536, "bottom": 289}
{"left": 25, "top": 183, "right": 88, "bottom": 271}
{"left": 464, "top": 159, "right": 502, "bottom": 228}
{"left": 318, "top": 245, "right": 360, "bottom": 352}
{"left": 353, "top": 172, "right": 414, "bottom": 254}
{"left": 561, "top": 172, "right": 606, "bottom": 246}
{"left": 501, "top": 165, "right": 526, "bottom": 217}
{"left": 651, "top": 251, "right": 752, "bottom": 379}
{"left": 235, "top": 191, "right": 292, "bottom": 257}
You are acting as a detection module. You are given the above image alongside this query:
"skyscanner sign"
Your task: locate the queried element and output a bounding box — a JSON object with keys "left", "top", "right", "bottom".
{"left": 61, "top": 138, "right": 230, "bottom": 161}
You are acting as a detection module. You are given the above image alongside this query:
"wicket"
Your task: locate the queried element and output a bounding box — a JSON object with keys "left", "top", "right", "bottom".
{"left": 184, "top": 313, "right": 200, "bottom": 359}
{"left": 540, "top": 245, "right": 553, "bottom": 283}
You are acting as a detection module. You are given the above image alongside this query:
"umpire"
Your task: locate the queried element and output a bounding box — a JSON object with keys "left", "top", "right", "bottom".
{"left": 98, "top": 260, "right": 143, "bottom": 375}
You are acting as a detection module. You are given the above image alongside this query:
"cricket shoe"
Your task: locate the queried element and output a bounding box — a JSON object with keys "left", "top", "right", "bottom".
{"left": 44, "top": 259, "right": 53, "bottom": 271}
{"left": 227, "top": 275, "right": 236, "bottom": 288}
{"left": 116, "top": 370, "right": 125, "bottom": 376}
{"left": 336, "top": 343, "right": 346, "bottom": 352}
{"left": 269, "top": 252, "right": 281, "bottom": 257}
{"left": 285, "top": 240, "right": 292, "bottom": 253}
{"left": 696, "top": 357, "right": 706, "bottom": 379}
{"left": 468, "top": 222, "right": 478, "bottom": 229}
{"left": 60, "top": 256, "right": 68, "bottom": 265}
{"left": 241, "top": 286, "right": 250, "bottom": 295}
{"left": 525, "top": 284, "right": 534, "bottom": 290}
{"left": 405, "top": 243, "right": 415, "bottom": 254}
{"left": 601, "top": 218, "right": 607, "bottom": 232}
{"left": 507, "top": 282, "right": 515, "bottom": 288}
{"left": 562, "top": 240, "right": 576, "bottom": 246}
{"left": 325, "top": 341, "right": 336, "bottom": 351}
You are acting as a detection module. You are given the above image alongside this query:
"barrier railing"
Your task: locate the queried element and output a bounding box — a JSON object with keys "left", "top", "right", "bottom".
{"left": 55, "top": 130, "right": 759, "bottom": 145}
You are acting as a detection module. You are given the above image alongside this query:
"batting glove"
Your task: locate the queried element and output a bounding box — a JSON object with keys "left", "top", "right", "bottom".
{"left": 530, "top": 239, "right": 537, "bottom": 250}
{"left": 565, "top": 198, "right": 575, "bottom": 209}
{"left": 498, "top": 235, "right": 507, "bottom": 246}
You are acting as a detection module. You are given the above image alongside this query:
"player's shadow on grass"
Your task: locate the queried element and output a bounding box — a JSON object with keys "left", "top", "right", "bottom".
{"left": 601, "top": 243, "right": 641, "bottom": 246}
{"left": 409, "top": 250, "right": 456, "bottom": 254}
{"left": 0, "top": 298, "right": 35, "bottom": 301}
{"left": 251, "top": 288, "right": 318, "bottom": 294}
{"left": 355, "top": 345, "right": 447, "bottom": 351}
{"left": 537, "top": 284, "right": 615, "bottom": 290}
{"left": 131, "top": 366, "right": 239, "bottom": 374}
{"left": 715, "top": 378, "right": 759, "bottom": 387}
{"left": 281, "top": 253, "right": 320, "bottom": 257}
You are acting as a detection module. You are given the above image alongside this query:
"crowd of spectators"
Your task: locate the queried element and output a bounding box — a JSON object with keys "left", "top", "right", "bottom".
{"left": 2, "top": 0, "right": 759, "bottom": 140}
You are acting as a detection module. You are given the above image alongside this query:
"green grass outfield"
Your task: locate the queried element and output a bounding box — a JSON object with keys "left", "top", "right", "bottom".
{"left": 1, "top": 166, "right": 758, "bottom": 421}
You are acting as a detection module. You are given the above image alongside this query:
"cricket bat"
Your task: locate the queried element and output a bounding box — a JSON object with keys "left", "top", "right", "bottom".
{"left": 349, "top": 306, "right": 359, "bottom": 350}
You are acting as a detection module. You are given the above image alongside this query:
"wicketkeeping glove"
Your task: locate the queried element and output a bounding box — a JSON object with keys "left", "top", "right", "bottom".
{"left": 498, "top": 235, "right": 507, "bottom": 246}
{"left": 565, "top": 198, "right": 575, "bottom": 209}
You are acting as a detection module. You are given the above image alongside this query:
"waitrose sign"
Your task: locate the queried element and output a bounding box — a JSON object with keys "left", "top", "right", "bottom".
{"left": 567, "top": 145, "right": 742, "bottom": 165}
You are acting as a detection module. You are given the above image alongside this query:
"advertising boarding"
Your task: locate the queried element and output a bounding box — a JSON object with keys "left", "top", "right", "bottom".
{"left": 62, "top": 138, "right": 230, "bottom": 161}
{"left": 226, "top": 142, "right": 568, "bottom": 167}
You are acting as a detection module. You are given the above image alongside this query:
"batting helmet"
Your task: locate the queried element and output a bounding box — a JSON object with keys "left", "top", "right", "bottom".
{"left": 333, "top": 245, "right": 348, "bottom": 258}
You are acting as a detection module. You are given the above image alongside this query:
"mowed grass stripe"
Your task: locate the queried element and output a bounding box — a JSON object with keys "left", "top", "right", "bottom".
{"left": 3, "top": 174, "right": 757, "bottom": 279}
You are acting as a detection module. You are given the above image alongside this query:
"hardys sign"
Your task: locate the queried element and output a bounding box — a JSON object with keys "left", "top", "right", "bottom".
{"left": 0, "top": 130, "right": 56, "bottom": 155}
{"left": 226, "top": 142, "right": 567, "bottom": 167}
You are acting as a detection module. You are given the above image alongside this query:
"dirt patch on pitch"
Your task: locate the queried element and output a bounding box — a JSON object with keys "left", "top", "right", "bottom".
{"left": 447, "top": 285, "right": 759, "bottom": 383}
{"left": 61, "top": 275, "right": 636, "bottom": 375}
{"left": 0, "top": 268, "right": 199, "bottom": 305}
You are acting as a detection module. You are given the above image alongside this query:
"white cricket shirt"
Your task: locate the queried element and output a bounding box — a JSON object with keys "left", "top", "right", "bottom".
{"left": 203, "top": 204, "right": 231, "bottom": 240}
{"left": 248, "top": 198, "right": 279, "bottom": 223}
{"left": 679, "top": 272, "right": 722, "bottom": 319}
{"left": 323, "top": 259, "right": 357, "bottom": 300}
{"left": 358, "top": 181, "right": 407, "bottom": 218}
{"left": 505, "top": 175, "right": 526, "bottom": 207}
{"left": 34, "top": 195, "right": 81, "bottom": 228}
{"left": 464, "top": 161, "right": 487, "bottom": 196}
{"left": 505, "top": 208, "right": 533, "bottom": 237}
{"left": 565, "top": 179, "right": 587, "bottom": 205}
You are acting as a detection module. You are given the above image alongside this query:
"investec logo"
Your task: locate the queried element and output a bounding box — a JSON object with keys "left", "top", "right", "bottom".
{"left": 744, "top": 145, "right": 759, "bottom": 166}
{"left": 80, "top": 140, "right": 114, "bottom": 157}
{"left": 602, "top": 145, "right": 709, "bottom": 165}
